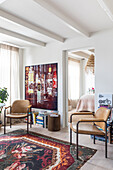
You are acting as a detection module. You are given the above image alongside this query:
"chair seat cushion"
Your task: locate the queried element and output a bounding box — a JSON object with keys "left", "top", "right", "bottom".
{"left": 70, "top": 122, "right": 105, "bottom": 136}
{"left": 6, "top": 113, "right": 27, "bottom": 118}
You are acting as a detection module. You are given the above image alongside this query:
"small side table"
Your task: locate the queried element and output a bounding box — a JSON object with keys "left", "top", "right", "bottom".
{"left": 48, "top": 114, "right": 60, "bottom": 131}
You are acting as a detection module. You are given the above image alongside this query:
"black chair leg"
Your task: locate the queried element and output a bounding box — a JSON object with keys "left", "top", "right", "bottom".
{"left": 105, "top": 123, "right": 107, "bottom": 158}
{"left": 30, "top": 114, "right": 32, "bottom": 128}
{"left": 10, "top": 118, "right": 12, "bottom": 128}
{"left": 76, "top": 123, "right": 79, "bottom": 159}
{"left": 76, "top": 131, "right": 78, "bottom": 159}
{"left": 70, "top": 128, "right": 72, "bottom": 145}
{"left": 94, "top": 135, "right": 95, "bottom": 144}
{"left": 27, "top": 115, "right": 29, "bottom": 133}
{"left": 30, "top": 123, "right": 32, "bottom": 128}
{"left": 4, "top": 111, "right": 6, "bottom": 134}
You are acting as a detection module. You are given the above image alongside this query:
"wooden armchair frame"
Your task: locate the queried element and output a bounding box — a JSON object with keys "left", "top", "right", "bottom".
{"left": 4, "top": 101, "right": 32, "bottom": 134}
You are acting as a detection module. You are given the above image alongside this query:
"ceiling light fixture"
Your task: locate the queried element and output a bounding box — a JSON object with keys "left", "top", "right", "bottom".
{"left": 97, "top": 0, "right": 113, "bottom": 21}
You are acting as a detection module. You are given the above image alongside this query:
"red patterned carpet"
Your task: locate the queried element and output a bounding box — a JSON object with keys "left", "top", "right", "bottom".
{"left": 0, "top": 130, "right": 96, "bottom": 170}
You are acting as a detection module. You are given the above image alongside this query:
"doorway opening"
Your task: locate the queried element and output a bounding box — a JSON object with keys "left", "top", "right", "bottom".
{"left": 68, "top": 48, "right": 95, "bottom": 121}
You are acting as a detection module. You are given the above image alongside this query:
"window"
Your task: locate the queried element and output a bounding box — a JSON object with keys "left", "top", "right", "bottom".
{"left": 68, "top": 58, "right": 80, "bottom": 100}
{"left": 85, "top": 71, "right": 95, "bottom": 94}
{"left": 84, "top": 55, "right": 95, "bottom": 94}
{"left": 0, "top": 44, "right": 20, "bottom": 104}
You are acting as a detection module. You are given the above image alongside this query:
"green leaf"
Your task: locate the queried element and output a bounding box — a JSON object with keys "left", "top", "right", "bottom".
{"left": 0, "top": 87, "right": 9, "bottom": 103}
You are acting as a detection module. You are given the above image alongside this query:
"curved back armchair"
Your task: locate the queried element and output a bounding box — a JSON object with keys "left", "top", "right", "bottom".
{"left": 70, "top": 107, "right": 111, "bottom": 159}
{"left": 4, "top": 100, "right": 32, "bottom": 134}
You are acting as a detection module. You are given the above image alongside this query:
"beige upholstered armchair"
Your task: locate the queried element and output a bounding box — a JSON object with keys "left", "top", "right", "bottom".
{"left": 70, "top": 107, "right": 111, "bottom": 159}
{"left": 4, "top": 100, "right": 32, "bottom": 134}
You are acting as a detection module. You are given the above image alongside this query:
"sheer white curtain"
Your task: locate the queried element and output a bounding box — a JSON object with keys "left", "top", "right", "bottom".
{"left": 0, "top": 44, "right": 20, "bottom": 105}
{"left": 68, "top": 58, "right": 80, "bottom": 100}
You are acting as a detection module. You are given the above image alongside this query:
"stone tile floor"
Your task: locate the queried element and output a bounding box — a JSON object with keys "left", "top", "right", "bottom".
{"left": 0, "top": 123, "right": 113, "bottom": 170}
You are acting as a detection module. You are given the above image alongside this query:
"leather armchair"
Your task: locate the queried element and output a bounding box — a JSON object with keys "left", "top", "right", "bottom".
{"left": 4, "top": 100, "right": 32, "bottom": 134}
{"left": 70, "top": 107, "right": 111, "bottom": 159}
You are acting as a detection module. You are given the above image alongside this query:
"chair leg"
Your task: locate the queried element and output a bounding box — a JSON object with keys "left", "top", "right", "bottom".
{"left": 70, "top": 128, "right": 72, "bottom": 145}
{"left": 27, "top": 115, "right": 29, "bottom": 134}
{"left": 4, "top": 111, "right": 6, "bottom": 134}
{"left": 10, "top": 118, "right": 12, "bottom": 128}
{"left": 76, "top": 130, "right": 79, "bottom": 159}
{"left": 105, "top": 123, "right": 107, "bottom": 158}
{"left": 76, "top": 123, "right": 79, "bottom": 159}
{"left": 30, "top": 123, "right": 32, "bottom": 128}
{"left": 93, "top": 135, "right": 95, "bottom": 144}
{"left": 30, "top": 114, "right": 32, "bottom": 128}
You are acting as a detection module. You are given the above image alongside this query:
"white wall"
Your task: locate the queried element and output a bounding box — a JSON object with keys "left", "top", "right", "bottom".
{"left": 23, "top": 44, "right": 65, "bottom": 126}
{"left": 19, "top": 49, "right": 23, "bottom": 99}
{"left": 94, "top": 29, "right": 113, "bottom": 108}
{"left": 22, "top": 28, "right": 113, "bottom": 127}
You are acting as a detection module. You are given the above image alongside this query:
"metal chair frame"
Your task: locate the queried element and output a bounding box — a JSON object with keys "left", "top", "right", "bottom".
{"left": 70, "top": 113, "right": 108, "bottom": 159}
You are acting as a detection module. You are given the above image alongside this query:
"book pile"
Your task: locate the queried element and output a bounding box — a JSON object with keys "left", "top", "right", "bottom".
{"left": 36, "top": 115, "right": 44, "bottom": 127}
{"left": 32, "top": 112, "right": 39, "bottom": 125}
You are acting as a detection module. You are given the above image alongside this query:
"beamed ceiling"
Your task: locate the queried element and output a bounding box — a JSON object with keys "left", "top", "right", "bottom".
{"left": 0, "top": 0, "right": 113, "bottom": 47}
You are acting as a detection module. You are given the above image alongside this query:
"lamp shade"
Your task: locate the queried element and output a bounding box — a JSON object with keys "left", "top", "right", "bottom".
{"left": 85, "top": 54, "right": 95, "bottom": 74}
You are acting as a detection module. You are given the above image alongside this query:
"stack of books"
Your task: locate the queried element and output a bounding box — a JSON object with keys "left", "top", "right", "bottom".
{"left": 32, "top": 112, "right": 38, "bottom": 124}
{"left": 36, "top": 115, "right": 44, "bottom": 127}
{"left": 31, "top": 110, "right": 58, "bottom": 128}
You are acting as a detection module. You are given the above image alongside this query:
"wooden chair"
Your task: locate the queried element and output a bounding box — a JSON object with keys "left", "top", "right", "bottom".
{"left": 70, "top": 107, "right": 111, "bottom": 159}
{"left": 4, "top": 100, "right": 32, "bottom": 134}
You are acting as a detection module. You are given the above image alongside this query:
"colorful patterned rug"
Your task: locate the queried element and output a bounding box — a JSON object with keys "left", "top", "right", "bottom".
{"left": 0, "top": 130, "right": 96, "bottom": 170}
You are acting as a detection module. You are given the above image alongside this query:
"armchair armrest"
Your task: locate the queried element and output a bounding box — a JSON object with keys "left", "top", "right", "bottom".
{"left": 70, "top": 112, "right": 94, "bottom": 123}
{"left": 4, "top": 106, "right": 12, "bottom": 114}
{"left": 27, "top": 105, "right": 32, "bottom": 114}
{"left": 78, "top": 118, "right": 105, "bottom": 122}
{"left": 5, "top": 106, "right": 11, "bottom": 110}
{"left": 27, "top": 105, "right": 32, "bottom": 108}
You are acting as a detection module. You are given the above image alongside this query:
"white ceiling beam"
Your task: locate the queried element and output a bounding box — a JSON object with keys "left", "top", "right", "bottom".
{"left": 97, "top": 0, "right": 113, "bottom": 21}
{"left": 68, "top": 53, "right": 82, "bottom": 60}
{"left": 83, "top": 49, "right": 95, "bottom": 55}
{"left": 0, "top": 9, "right": 64, "bottom": 42}
{"left": 0, "top": 27, "right": 46, "bottom": 46}
{"left": 72, "top": 51, "right": 90, "bottom": 59}
{"left": 33, "top": 0, "right": 89, "bottom": 37}
{"left": 0, "top": 0, "right": 7, "bottom": 4}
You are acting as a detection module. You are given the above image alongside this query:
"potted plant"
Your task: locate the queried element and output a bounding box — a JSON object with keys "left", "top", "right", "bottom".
{"left": 0, "top": 87, "right": 9, "bottom": 104}
{"left": 0, "top": 87, "right": 9, "bottom": 127}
